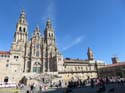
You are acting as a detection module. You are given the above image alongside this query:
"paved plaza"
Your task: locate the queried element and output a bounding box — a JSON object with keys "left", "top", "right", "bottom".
{"left": 0, "top": 83, "right": 125, "bottom": 93}
{"left": 27, "top": 83, "right": 125, "bottom": 93}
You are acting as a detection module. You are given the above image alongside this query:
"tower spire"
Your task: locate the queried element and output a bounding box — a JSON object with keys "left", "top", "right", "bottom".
{"left": 21, "top": 10, "right": 25, "bottom": 17}
{"left": 36, "top": 24, "right": 40, "bottom": 31}
{"left": 46, "top": 18, "right": 53, "bottom": 30}
{"left": 14, "top": 10, "right": 28, "bottom": 43}
{"left": 18, "top": 10, "right": 27, "bottom": 25}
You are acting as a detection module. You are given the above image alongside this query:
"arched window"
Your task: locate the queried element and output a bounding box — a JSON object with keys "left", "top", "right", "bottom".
{"left": 33, "top": 62, "right": 41, "bottom": 73}
{"left": 37, "top": 33, "right": 39, "bottom": 36}
{"left": 49, "top": 33, "right": 51, "bottom": 37}
{"left": 19, "top": 27, "right": 22, "bottom": 32}
{"left": 23, "top": 20, "right": 25, "bottom": 23}
{"left": 51, "top": 34, "right": 53, "bottom": 37}
{"left": 23, "top": 28, "right": 26, "bottom": 32}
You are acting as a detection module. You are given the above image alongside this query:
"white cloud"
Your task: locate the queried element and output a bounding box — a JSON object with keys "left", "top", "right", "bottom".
{"left": 62, "top": 36, "right": 84, "bottom": 51}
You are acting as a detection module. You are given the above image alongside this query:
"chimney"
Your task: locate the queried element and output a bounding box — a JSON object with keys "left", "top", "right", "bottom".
{"left": 112, "top": 57, "right": 119, "bottom": 64}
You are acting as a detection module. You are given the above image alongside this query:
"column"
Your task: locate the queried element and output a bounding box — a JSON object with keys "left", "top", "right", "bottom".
{"left": 19, "top": 33, "right": 20, "bottom": 41}
{"left": 15, "top": 33, "right": 17, "bottom": 42}
{"left": 24, "top": 60, "right": 27, "bottom": 72}
{"left": 31, "top": 60, "right": 33, "bottom": 72}
{"left": 15, "top": 32, "right": 18, "bottom": 42}
{"left": 43, "top": 59, "right": 45, "bottom": 73}
{"left": 48, "top": 57, "right": 50, "bottom": 72}
{"left": 22, "top": 33, "right": 24, "bottom": 41}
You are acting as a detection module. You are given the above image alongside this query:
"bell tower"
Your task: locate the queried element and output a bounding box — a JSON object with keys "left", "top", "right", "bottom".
{"left": 44, "top": 18, "right": 55, "bottom": 46}
{"left": 87, "top": 47, "right": 94, "bottom": 60}
{"left": 14, "top": 10, "right": 28, "bottom": 43}
{"left": 44, "top": 18, "right": 56, "bottom": 72}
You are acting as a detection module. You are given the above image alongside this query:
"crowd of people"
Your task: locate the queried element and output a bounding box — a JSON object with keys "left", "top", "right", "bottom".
{"left": 65, "top": 76, "right": 125, "bottom": 93}
{"left": 16, "top": 76, "right": 125, "bottom": 93}
{"left": 67, "top": 76, "right": 125, "bottom": 88}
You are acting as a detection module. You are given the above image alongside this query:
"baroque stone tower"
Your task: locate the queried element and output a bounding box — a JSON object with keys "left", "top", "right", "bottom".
{"left": 44, "top": 18, "right": 56, "bottom": 72}
{"left": 87, "top": 47, "right": 94, "bottom": 60}
{"left": 11, "top": 10, "right": 28, "bottom": 53}
{"left": 44, "top": 18, "right": 55, "bottom": 46}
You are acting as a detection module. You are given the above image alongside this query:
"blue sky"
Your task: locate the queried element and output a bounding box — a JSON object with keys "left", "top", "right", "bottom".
{"left": 0, "top": 0, "right": 125, "bottom": 64}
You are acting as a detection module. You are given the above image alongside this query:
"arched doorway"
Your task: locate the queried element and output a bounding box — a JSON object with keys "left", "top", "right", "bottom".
{"left": 4, "top": 76, "right": 9, "bottom": 83}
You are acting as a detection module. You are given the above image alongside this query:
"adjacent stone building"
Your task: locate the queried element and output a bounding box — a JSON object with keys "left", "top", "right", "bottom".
{"left": 99, "top": 57, "right": 125, "bottom": 78}
{"left": 0, "top": 11, "right": 105, "bottom": 84}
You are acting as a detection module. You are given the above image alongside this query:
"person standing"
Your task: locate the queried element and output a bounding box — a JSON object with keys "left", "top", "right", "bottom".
{"left": 91, "top": 79, "right": 94, "bottom": 88}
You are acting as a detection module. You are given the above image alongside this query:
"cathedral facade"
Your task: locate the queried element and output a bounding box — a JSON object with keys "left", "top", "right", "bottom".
{"left": 0, "top": 11, "right": 105, "bottom": 84}
{"left": 10, "top": 11, "right": 64, "bottom": 73}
